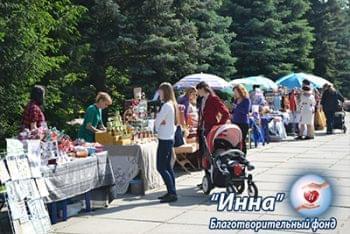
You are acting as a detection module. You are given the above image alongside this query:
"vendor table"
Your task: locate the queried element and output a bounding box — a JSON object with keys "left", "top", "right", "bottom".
{"left": 42, "top": 151, "right": 115, "bottom": 203}
{"left": 105, "top": 141, "right": 163, "bottom": 195}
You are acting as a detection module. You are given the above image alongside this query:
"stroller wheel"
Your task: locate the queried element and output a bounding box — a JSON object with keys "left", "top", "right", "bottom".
{"left": 202, "top": 174, "right": 213, "bottom": 195}
{"left": 344, "top": 126, "right": 347, "bottom": 133}
{"left": 233, "top": 181, "right": 245, "bottom": 194}
{"left": 226, "top": 184, "right": 238, "bottom": 194}
{"left": 248, "top": 182, "right": 258, "bottom": 198}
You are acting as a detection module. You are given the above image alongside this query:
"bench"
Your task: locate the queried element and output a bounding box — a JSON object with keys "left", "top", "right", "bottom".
{"left": 174, "top": 143, "right": 198, "bottom": 173}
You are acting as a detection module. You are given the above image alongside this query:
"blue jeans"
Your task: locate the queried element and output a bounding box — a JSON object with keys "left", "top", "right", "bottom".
{"left": 157, "top": 139, "right": 176, "bottom": 195}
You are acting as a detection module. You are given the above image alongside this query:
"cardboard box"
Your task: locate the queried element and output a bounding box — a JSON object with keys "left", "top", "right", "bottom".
{"left": 95, "top": 132, "right": 119, "bottom": 145}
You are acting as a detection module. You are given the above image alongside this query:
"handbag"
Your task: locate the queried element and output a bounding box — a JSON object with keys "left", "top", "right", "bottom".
{"left": 314, "top": 109, "right": 326, "bottom": 130}
{"left": 174, "top": 125, "right": 185, "bottom": 147}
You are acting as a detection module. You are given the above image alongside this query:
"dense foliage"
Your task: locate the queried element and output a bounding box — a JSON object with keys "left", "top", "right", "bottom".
{"left": 0, "top": 0, "right": 349, "bottom": 146}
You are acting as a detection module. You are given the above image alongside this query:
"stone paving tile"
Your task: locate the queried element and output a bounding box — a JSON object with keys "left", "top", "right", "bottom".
{"left": 286, "top": 158, "right": 340, "bottom": 164}
{"left": 145, "top": 223, "right": 233, "bottom": 234}
{"left": 107, "top": 192, "right": 207, "bottom": 212}
{"left": 167, "top": 210, "right": 263, "bottom": 226}
{"left": 53, "top": 218, "right": 159, "bottom": 234}
{"left": 51, "top": 217, "right": 88, "bottom": 232}
{"left": 90, "top": 206, "right": 187, "bottom": 223}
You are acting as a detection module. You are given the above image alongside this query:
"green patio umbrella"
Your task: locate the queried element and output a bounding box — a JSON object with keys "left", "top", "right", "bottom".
{"left": 229, "top": 76, "right": 278, "bottom": 92}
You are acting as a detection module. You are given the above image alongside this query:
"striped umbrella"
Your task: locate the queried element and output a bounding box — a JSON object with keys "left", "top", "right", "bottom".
{"left": 173, "top": 73, "right": 231, "bottom": 90}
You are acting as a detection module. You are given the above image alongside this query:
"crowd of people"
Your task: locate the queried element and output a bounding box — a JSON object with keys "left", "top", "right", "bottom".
{"left": 176, "top": 80, "right": 345, "bottom": 142}
{"left": 20, "top": 79, "right": 345, "bottom": 203}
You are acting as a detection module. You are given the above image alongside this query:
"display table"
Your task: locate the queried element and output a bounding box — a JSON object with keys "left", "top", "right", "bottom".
{"left": 41, "top": 151, "right": 115, "bottom": 203}
{"left": 105, "top": 141, "right": 163, "bottom": 195}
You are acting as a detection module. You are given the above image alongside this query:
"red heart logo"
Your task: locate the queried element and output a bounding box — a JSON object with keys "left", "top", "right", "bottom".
{"left": 304, "top": 190, "right": 319, "bottom": 203}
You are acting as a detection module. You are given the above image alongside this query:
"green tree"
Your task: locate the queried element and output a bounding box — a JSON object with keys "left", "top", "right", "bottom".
{"left": 192, "top": 0, "right": 236, "bottom": 78}
{"left": 222, "top": 0, "right": 317, "bottom": 79}
{"left": 277, "top": 0, "right": 314, "bottom": 73}
{"left": 117, "top": 0, "right": 200, "bottom": 94}
{"left": 71, "top": 0, "right": 130, "bottom": 116}
{"left": 221, "top": 0, "right": 292, "bottom": 79}
{"left": 309, "top": 0, "right": 342, "bottom": 82}
{"left": 335, "top": 1, "right": 350, "bottom": 97}
{"left": 0, "top": 0, "right": 85, "bottom": 145}
{"left": 309, "top": 0, "right": 350, "bottom": 97}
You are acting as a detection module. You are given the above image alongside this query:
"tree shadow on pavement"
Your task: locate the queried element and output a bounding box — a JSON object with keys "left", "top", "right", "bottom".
{"left": 86, "top": 186, "right": 216, "bottom": 217}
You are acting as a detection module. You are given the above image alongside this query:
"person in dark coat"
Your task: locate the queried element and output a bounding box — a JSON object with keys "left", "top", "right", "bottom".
{"left": 321, "top": 84, "right": 344, "bottom": 134}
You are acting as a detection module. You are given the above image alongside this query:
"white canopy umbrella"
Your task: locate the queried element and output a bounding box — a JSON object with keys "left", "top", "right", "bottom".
{"left": 173, "top": 73, "right": 231, "bottom": 90}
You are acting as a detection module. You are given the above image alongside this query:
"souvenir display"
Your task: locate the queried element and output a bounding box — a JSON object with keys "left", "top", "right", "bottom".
{"left": 0, "top": 159, "right": 10, "bottom": 182}
{"left": 14, "top": 179, "right": 40, "bottom": 200}
{"left": 6, "top": 139, "right": 24, "bottom": 156}
{"left": 96, "top": 111, "right": 132, "bottom": 145}
{"left": 35, "top": 178, "right": 49, "bottom": 197}
{"left": 133, "top": 87, "right": 142, "bottom": 100}
{"left": 17, "top": 125, "right": 99, "bottom": 166}
{"left": 12, "top": 180, "right": 26, "bottom": 201}
{"left": 40, "top": 216, "right": 52, "bottom": 233}
{"left": 6, "top": 157, "right": 21, "bottom": 181}
{"left": 7, "top": 199, "right": 28, "bottom": 221}
{"left": 3, "top": 143, "right": 52, "bottom": 234}
{"left": 16, "top": 155, "right": 32, "bottom": 179}
{"left": 129, "top": 93, "right": 158, "bottom": 142}
{"left": 94, "top": 88, "right": 158, "bottom": 145}
{"left": 5, "top": 181, "right": 19, "bottom": 201}
{"left": 18, "top": 127, "right": 46, "bottom": 141}
{"left": 26, "top": 140, "right": 42, "bottom": 178}
{"left": 13, "top": 220, "right": 36, "bottom": 234}
{"left": 31, "top": 218, "right": 50, "bottom": 234}
{"left": 27, "top": 199, "right": 48, "bottom": 219}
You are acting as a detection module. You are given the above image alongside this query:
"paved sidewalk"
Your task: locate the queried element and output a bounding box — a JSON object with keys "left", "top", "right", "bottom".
{"left": 53, "top": 117, "right": 350, "bottom": 234}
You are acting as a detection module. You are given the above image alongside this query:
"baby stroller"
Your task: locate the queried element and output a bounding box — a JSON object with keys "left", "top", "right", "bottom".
{"left": 201, "top": 124, "right": 258, "bottom": 197}
{"left": 334, "top": 111, "right": 347, "bottom": 133}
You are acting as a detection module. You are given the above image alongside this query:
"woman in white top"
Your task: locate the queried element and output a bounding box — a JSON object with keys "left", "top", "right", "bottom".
{"left": 296, "top": 85, "right": 316, "bottom": 140}
{"left": 155, "top": 82, "right": 179, "bottom": 203}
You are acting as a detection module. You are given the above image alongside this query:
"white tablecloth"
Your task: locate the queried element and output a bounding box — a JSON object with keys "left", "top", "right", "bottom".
{"left": 105, "top": 141, "right": 163, "bottom": 195}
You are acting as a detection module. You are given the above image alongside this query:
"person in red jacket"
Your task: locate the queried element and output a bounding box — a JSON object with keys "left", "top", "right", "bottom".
{"left": 196, "top": 81, "right": 230, "bottom": 137}
{"left": 195, "top": 81, "right": 230, "bottom": 188}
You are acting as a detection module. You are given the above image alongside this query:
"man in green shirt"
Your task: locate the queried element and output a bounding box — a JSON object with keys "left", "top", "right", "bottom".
{"left": 79, "top": 92, "right": 112, "bottom": 142}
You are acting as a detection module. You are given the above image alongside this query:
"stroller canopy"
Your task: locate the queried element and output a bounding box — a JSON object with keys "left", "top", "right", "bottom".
{"left": 207, "top": 124, "right": 242, "bottom": 153}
